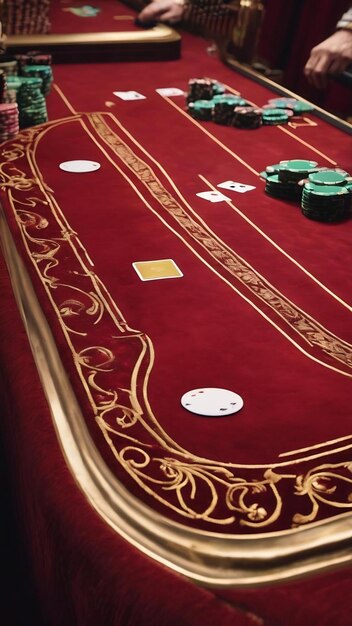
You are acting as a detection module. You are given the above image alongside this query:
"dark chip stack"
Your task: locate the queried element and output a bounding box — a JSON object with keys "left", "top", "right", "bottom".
{"left": 0, "top": 70, "right": 6, "bottom": 103}
{"left": 265, "top": 174, "right": 303, "bottom": 201}
{"left": 0, "top": 103, "right": 19, "bottom": 141}
{"left": 213, "top": 95, "right": 247, "bottom": 125}
{"left": 232, "top": 106, "right": 262, "bottom": 129}
{"left": 16, "top": 51, "right": 52, "bottom": 71}
{"left": 187, "top": 78, "right": 214, "bottom": 103}
{"left": 188, "top": 99, "right": 214, "bottom": 121}
{"left": 2, "top": 0, "right": 51, "bottom": 35}
{"left": 301, "top": 184, "right": 351, "bottom": 222}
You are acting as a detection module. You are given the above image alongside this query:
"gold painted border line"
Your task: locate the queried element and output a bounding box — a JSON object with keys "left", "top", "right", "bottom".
{"left": 198, "top": 173, "right": 352, "bottom": 315}
{"left": 87, "top": 114, "right": 352, "bottom": 378}
{"left": 8, "top": 115, "right": 352, "bottom": 468}
{"left": 1, "top": 209, "right": 352, "bottom": 586}
{"left": 222, "top": 82, "right": 338, "bottom": 166}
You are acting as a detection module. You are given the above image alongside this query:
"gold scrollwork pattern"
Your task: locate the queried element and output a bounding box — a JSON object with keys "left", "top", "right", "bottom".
{"left": 1, "top": 116, "right": 352, "bottom": 533}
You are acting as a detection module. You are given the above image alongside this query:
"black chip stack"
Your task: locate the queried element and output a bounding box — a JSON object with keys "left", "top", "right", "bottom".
{"left": 0, "top": 70, "right": 6, "bottom": 103}
{"left": 213, "top": 94, "right": 247, "bottom": 125}
{"left": 187, "top": 78, "right": 214, "bottom": 103}
{"left": 17, "top": 77, "right": 48, "bottom": 128}
{"left": 232, "top": 106, "right": 262, "bottom": 129}
{"left": 16, "top": 51, "right": 52, "bottom": 72}
{"left": 188, "top": 99, "right": 214, "bottom": 121}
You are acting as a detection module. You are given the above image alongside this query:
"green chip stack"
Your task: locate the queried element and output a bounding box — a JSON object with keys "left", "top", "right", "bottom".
{"left": 301, "top": 183, "right": 351, "bottom": 222}
{"left": 262, "top": 108, "right": 289, "bottom": 126}
{"left": 17, "top": 76, "right": 48, "bottom": 128}
{"left": 301, "top": 168, "right": 352, "bottom": 222}
{"left": 21, "top": 64, "right": 53, "bottom": 96}
{"left": 264, "top": 159, "right": 318, "bottom": 201}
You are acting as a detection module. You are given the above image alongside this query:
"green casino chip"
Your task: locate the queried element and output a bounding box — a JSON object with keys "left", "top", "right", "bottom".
{"left": 188, "top": 99, "right": 214, "bottom": 121}
{"left": 288, "top": 101, "right": 314, "bottom": 113}
{"left": 308, "top": 170, "right": 348, "bottom": 186}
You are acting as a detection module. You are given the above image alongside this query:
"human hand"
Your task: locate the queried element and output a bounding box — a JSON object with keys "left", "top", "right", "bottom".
{"left": 137, "top": 0, "right": 185, "bottom": 25}
{"left": 304, "top": 29, "right": 352, "bottom": 89}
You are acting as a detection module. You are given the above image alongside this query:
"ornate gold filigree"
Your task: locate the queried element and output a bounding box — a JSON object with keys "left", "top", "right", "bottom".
{"left": 293, "top": 463, "right": 352, "bottom": 525}
{"left": 2, "top": 116, "right": 351, "bottom": 533}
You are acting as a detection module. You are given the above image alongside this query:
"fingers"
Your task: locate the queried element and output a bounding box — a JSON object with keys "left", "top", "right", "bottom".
{"left": 304, "top": 51, "right": 331, "bottom": 89}
{"left": 304, "top": 30, "right": 352, "bottom": 89}
{"left": 137, "top": 0, "right": 184, "bottom": 24}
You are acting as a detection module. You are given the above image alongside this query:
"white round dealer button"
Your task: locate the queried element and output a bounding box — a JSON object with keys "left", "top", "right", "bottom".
{"left": 181, "top": 387, "right": 244, "bottom": 417}
{"left": 59, "top": 160, "right": 101, "bottom": 173}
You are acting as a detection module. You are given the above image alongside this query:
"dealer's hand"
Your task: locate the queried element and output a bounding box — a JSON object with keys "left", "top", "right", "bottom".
{"left": 137, "top": 0, "right": 185, "bottom": 25}
{"left": 304, "top": 29, "right": 352, "bottom": 89}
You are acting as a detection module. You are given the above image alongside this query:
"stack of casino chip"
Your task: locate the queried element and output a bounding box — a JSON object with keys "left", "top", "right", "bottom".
{"left": 16, "top": 51, "right": 52, "bottom": 72}
{"left": 266, "top": 97, "right": 314, "bottom": 115}
{"left": 21, "top": 64, "right": 53, "bottom": 96}
{"left": 0, "top": 103, "right": 19, "bottom": 141}
{"left": 232, "top": 106, "right": 262, "bottom": 129}
{"left": 187, "top": 78, "right": 214, "bottom": 103}
{"left": 188, "top": 99, "right": 214, "bottom": 121}
{"left": 263, "top": 159, "right": 318, "bottom": 201}
{"left": 17, "top": 77, "right": 48, "bottom": 128}
{"left": 213, "top": 94, "right": 247, "bottom": 125}
{"left": 4, "top": 75, "right": 23, "bottom": 104}
{"left": 0, "top": 70, "right": 6, "bottom": 103}
{"left": 301, "top": 169, "right": 352, "bottom": 222}
{"left": 0, "top": 58, "right": 18, "bottom": 81}
{"left": 187, "top": 78, "right": 226, "bottom": 102}
{"left": 2, "top": 1, "right": 51, "bottom": 35}
{"left": 262, "top": 107, "right": 290, "bottom": 126}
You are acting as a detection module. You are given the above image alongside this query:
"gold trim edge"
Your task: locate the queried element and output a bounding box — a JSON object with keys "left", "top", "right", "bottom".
{"left": 5, "top": 25, "right": 181, "bottom": 47}
{"left": 1, "top": 206, "right": 352, "bottom": 588}
{"left": 224, "top": 56, "right": 352, "bottom": 134}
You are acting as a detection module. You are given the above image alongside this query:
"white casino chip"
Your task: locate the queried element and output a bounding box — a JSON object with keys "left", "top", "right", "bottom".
{"left": 181, "top": 387, "right": 244, "bottom": 417}
{"left": 59, "top": 160, "right": 101, "bottom": 173}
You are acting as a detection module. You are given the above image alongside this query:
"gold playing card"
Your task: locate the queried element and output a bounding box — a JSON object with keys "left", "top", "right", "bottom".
{"left": 133, "top": 259, "right": 183, "bottom": 281}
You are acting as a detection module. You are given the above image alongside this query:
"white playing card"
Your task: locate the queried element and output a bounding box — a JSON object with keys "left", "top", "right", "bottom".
{"left": 113, "top": 91, "right": 146, "bottom": 100}
{"left": 155, "top": 88, "right": 185, "bottom": 97}
{"left": 196, "top": 190, "right": 230, "bottom": 203}
{"left": 217, "top": 181, "right": 256, "bottom": 193}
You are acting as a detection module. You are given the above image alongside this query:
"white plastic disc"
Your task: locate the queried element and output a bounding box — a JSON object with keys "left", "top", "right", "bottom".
{"left": 59, "top": 160, "right": 101, "bottom": 173}
{"left": 181, "top": 387, "right": 244, "bottom": 417}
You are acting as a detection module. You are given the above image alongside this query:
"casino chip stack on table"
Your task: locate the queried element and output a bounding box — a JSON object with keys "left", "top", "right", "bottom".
{"left": 186, "top": 78, "right": 352, "bottom": 223}
{"left": 1, "top": 0, "right": 51, "bottom": 35}
{"left": 186, "top": 77, "right": 314, "bottom": 129}
{"left": 0, "top": 51, "right": 53, "bottom": 137}
{"left": 261, "top": 160, "right": 352, "bottom": 222}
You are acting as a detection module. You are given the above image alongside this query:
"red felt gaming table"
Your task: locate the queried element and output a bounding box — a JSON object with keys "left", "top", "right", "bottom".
{"left": 0, "top": 27, "right": 352, "bottom": 626}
